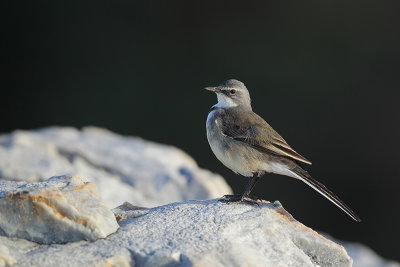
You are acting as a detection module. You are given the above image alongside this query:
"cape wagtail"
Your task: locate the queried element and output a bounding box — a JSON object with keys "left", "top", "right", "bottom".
{"left": 205, "top": 79, "right": 361, "bottom": 222}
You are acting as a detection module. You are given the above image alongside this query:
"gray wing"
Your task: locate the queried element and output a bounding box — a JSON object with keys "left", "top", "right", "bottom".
{"left": 220, "top": 110, "right": 312, "bottom": 165}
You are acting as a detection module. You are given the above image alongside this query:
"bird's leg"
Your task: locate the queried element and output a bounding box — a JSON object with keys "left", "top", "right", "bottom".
{"left": 246, "top": 174, "right": 261, "bottom": 197}
{"left": 242, "top": 175, "right": 260, "bottom": 199}
{"left": 220, "top": 175, "right": 260, "bottom": 204}
{"left": 246, "top": 173, "right": 264, "bottom": 201}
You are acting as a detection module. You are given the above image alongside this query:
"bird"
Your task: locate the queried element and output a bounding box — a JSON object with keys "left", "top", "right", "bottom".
{"left": 205, "top": 79, "right": 361, "bottom": 222}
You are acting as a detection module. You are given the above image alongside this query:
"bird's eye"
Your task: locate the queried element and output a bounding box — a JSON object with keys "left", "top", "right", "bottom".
{"left": 230, "top": 89, "right": 236, "bottom": 95}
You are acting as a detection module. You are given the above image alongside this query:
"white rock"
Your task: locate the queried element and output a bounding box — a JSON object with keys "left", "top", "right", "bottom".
{"left": 346, "top": 242, "right": 400, "bottom": 267}
{"left": 112, "top": 202, "right": 150, "bottom": 222}
{"left": 0, "top": 199, "right": 353, "bottom": 267}
{"left": 323, "top": 234, "right": 400, "bottom": 267}
{"left": 0, "top": 244, "right": 16, "bottom": 267}
{"left": 0, "top": 127, "right": 397, "bottom": 266}
{"left": 0, "top": 176, "right": 119, "bottom": 244}
{"left": 0, "top": 127, "right": 232, "bottom": 207}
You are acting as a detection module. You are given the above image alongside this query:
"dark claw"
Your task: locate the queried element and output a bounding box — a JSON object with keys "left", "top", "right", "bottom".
{"left": 219, "top": 194, "right": 243, "bottom": 203}
{"left": 219, "top": 194, "right": 260, "bottom": 206}
{"left": 246, "top": 195, "right": 263, "bottom": 202}
{"left": 242, "top": 197, "right": 260, "bottom": 206}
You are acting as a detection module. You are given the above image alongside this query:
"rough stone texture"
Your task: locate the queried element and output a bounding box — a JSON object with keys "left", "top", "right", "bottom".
{"left": 0, "top": 176, "right": 119, "bottom": 244}
{"left": 0, "top": 199, "right": 352, "bottom": 267}
{"left": 112, "top": 202, "right": 150, "bottom": 222}
{"left": 0, "top": 127, "right": 397, "bottom": 266}
{"left": 0, "top": 127, "right": 232, "bottom": 207}
{"left": 0, "top": 244, "right": 16, "bottom": 267}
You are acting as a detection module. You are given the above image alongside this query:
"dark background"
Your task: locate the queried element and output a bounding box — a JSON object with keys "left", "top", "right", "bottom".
{"left": 4, "top": 0, "right": 400, "bottom": 261}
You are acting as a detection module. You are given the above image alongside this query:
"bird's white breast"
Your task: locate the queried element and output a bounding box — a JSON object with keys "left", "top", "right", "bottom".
{"left": 206, "top": 109, "right": 255, "bottom": 177}
{"left": 206, "top": 107, "right": 296, "bottom": 178}
{"left": 216, "top": 94, "right": 238, "bottom": 108}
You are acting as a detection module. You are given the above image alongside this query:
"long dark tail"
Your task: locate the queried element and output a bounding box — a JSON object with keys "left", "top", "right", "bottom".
{"left": 289, "top": 165, "right": 361, "bottom": 222}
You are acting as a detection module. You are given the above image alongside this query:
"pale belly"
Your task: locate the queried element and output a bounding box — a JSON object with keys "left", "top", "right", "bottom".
{"left": 206, "top": 110, "right": 269, "bottom": 177}
{"left": 208, "top": 137, "right": 256, "bottom": 177}
{"left": 206, "top": 109, "right": 300, "bottom": 179}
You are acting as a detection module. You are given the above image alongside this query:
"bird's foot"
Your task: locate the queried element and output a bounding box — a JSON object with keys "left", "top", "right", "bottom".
{"left": 219, "top": 194, "right": 260, "bottom": 206}
{"left": 219, "top": 194, "right": 243, "bottom": 203}
{"left": 246, "top": 195, "right": 264, "bottom": 202}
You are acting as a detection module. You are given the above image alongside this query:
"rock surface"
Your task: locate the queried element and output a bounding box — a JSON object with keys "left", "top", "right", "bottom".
{"left": 0, "top": 127, "right": 398, "bottom": 266}
{"left": 0, "top": 199, "right": 352, "bottom": 267}
{"left": 0, "top": 127, "right": 232, "bottom": 207}
{"left": 326, "top": 236, "right": 400, "bottom": 267}
{"left": 0, "top": 176, "right": 119, "bottom": 244}
{"left": 0, "top": 244, "right": 16, "bottom": 267}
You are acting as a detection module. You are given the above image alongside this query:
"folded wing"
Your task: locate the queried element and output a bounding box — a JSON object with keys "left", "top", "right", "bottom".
{"left": 221, "top": 110, "right": 312, "bottom": 165}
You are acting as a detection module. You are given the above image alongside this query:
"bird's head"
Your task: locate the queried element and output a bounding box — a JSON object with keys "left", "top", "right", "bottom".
{"left": 205, "top": 79, "right": 251, "bottom": 109}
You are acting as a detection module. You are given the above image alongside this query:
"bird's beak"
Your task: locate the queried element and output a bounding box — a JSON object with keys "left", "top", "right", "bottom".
{"left": 204, "top": 86, "right": 218, "bottom": 92}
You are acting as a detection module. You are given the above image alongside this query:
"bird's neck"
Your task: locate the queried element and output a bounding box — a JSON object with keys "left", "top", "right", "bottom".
{"left": 210, "top": 104, "right": 252, "bottom": 113}
{"left": 216, "top": 94, "right": 238, "bottom": 108}
{"left": 215, "top": 94, "right": 252, "bottom": 111}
